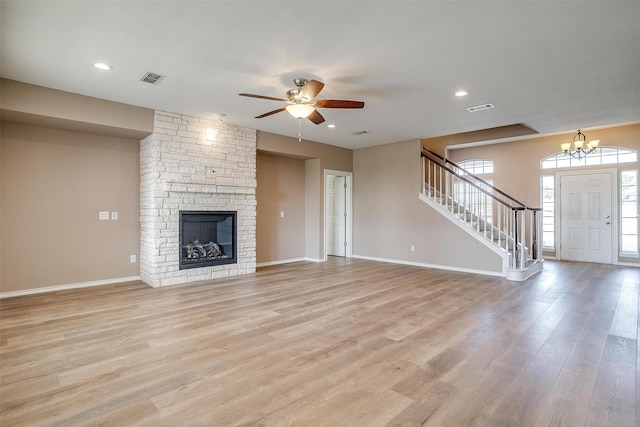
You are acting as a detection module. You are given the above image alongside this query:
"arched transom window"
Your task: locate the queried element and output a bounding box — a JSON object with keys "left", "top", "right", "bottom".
{"left": 457, "top": 159, "right": 494, "bottom": 175}
{"left": 541, "top": 147, "right": 637, "bottom": 170}
{"left": 454, "top": 159, "right": 494, "bottom": 223}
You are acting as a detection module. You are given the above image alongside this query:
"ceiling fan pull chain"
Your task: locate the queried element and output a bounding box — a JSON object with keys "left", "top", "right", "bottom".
{"left": 298, "top": 118, "right": 302, "bottom": 142}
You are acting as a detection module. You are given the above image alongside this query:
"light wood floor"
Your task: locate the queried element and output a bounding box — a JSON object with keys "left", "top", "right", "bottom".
{"left": 1, "top": 259, "right": 638, "bottom": 426}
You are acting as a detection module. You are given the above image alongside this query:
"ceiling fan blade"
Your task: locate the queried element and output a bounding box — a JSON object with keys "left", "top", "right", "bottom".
{"left": 239, "top": 93, "right": 287, "bottom": 102}
{"left": 299, "top": 80, "right": 325, "bottom": 101}
{"left": 255, "top": 107, "right": 286, "bottom": 118}
{"left": 307, "top": 109, "right": 325, "bottom": 125}
{"left": 314, "top": 99, "right": 365, "bottom": 109}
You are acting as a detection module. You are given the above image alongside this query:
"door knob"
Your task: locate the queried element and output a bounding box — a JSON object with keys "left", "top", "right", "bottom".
{"left": 606, "top": 221, "right": 611, "bottom": 225}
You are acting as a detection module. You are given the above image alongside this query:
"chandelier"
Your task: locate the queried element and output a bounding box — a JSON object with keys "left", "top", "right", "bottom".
{"left": 561, "top": 129, "right": 600, "bottom": 159}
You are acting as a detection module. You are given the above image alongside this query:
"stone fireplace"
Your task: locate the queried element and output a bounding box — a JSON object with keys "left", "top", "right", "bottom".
{"left": 140, "top": 111, "right": 256, "bottom": 287}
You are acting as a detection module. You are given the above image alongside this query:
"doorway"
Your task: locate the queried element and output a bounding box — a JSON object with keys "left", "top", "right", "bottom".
{"left": 325, "top": 170, "right": 352, "bottom": 259}
{"left": 559, "top": 170, "right": 615, "bottom": 264}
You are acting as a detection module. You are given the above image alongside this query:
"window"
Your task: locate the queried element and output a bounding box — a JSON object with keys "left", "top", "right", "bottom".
{"left": 620, "top": 170, "right": 638, "bottom": 256}
{"left": 541, "top": 147, "right": 637, "bottom": 170}
{"left": 453, "top": 160, "right": 494, "bottom": 224}
{"left": 541, "top": 176, "right": 555, "bottom": 250}
{"left": 457, "top": 159, "right": 494, "bottom": 175}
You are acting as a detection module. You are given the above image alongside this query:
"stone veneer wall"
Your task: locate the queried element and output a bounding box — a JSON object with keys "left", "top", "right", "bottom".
{"left": 140, "top": 111, "right": 257, "bottom": 287}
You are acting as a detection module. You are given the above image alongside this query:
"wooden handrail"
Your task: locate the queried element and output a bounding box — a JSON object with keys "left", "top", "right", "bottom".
{"left": 421, "top": 147, "right": 540, "bottom": 210}
{"left": 424, "top": 155, "right": 520, "bottom": 210}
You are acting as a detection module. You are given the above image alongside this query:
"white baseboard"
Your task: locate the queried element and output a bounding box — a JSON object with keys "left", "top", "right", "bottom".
{"left": 0, "top": 276, "right": 142, "bottom": 299}
{"left": 351, "top": 255, "right": 505, "bottom": 278}
{"left": 257, "top": 258, "right": 307, "bottom": 267}
{"left": 615, "top": 261, "right": 640, "bottom": 268}
{"left": 256, "top": 257, "right": 324, "bottom": 268}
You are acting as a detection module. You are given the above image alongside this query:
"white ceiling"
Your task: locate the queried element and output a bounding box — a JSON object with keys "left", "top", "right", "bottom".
{"left": 1, "top": 1, "right": 639, "bottom": 149}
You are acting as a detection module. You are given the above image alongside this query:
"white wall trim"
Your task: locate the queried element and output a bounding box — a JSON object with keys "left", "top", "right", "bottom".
{"left": 257, "top": 257, "right": 325, "bottom": 268}
{"left": 615, "top": 261, "right": 640, "bottom": 268}
{"left": 0, "top": 276, "right": 143, "bottom": 299}
{"left": 352, "top": 254, "right": 505, "bottom": 278}
{"left": 256, "top": 258, "right": 307, "bottom": 267}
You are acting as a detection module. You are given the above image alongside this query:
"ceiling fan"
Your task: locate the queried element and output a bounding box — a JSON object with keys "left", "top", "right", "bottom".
{"left": 239, "top": 78, "right": 365, "bottom": 125}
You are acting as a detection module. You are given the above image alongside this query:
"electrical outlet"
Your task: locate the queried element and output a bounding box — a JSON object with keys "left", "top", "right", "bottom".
{"left": 410, "top": 245, "right": 415, "bottom": 252}
{"left": 280, "top": 211, "right": 285, "bottom": 218}
{"left": 111, "top": 212, "right": 118, "bottom": 220}
{"left": 99, "top": 211, "right": 109, "bottom": 220}
{"left": 130, "top": 255, "right": 136, "bottom": 263}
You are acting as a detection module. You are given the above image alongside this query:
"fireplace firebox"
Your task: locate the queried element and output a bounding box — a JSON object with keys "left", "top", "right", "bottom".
{"left": 179, "top": 211, "right": 237, "bottom": 270}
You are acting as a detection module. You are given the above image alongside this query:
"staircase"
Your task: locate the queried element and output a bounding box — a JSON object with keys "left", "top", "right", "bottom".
{"left": 421, "top": 147, "right": 543, "bottom": 281}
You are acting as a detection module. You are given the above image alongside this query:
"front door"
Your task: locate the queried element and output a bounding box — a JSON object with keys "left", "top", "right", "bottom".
{"left": 560, "top": 171, "right": 613, "bottom": 263}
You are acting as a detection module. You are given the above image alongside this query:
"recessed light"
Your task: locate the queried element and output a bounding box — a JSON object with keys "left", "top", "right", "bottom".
{"left": 455, "top": 90, "right": 469, "bottom": 97}
{"left": 327, "top": 124, "right": 336, "bottom": 128}
{"left": 94, "top": 62, "right": 113, "bottom": 71}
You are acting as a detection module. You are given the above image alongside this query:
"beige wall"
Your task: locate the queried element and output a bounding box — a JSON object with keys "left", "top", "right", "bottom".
{"left": 305, "top": 158, "right": 322, "bottom": 260}
{"left": 257, "top": 131, "right": 352, "bottom": 261}
{"left": 353, "top": 139, "right": 503, "bottom": 274}
{"left": 256, "top": 131, "right": 353, "bottom": 169}
{"left": 256, "top": 152, "right": 306, "bottom": 263}
{"left": 429, "top": 123, "right": 640, "bottom": 263}
{"left": 1, "top": 78, "right": 154, "bottom": 139}
{"left": 423, "top": 124, "right": 539, "bottom": 157}
{"left": 1, "top": 122, "right": 141, "bottom": 292}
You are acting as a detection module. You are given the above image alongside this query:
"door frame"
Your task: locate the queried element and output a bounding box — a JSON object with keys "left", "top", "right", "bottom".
{"left": 324, "top": 169, "right": 353, "bottom": 261}
{"left": 556, "top": 168, "right": 618, "bottom": 264}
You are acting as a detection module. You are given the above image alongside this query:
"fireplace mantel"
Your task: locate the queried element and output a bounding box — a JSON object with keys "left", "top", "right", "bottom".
{"left": 162, "top": 182, "right": 254, "bottom": 195}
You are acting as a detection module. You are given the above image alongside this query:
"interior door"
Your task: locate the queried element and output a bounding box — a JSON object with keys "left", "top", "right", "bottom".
{"left": 560, "top": 172, "right": 613, "bottom": 263}
{"left": 327, "top": 175, "right": 346, "bottom": 256}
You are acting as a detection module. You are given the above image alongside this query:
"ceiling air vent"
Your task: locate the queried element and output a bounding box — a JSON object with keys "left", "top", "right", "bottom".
{"left": 140, "top": 72, "right": 165, "bottom": 85}
{"left": 352, "top": 130, "right": 370, "bottom": 136}
{"left": 466, "top": 103, "right": 495, "bottom": 113}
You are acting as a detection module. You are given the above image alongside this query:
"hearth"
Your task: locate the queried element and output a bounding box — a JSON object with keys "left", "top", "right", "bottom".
{"left": 179, "top": 211, "right": 237, "bottom": 269}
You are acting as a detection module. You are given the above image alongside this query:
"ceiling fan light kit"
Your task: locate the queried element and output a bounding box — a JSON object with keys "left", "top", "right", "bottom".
{"left": 285, "top": 103, "right": 315, "bottom": 119}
